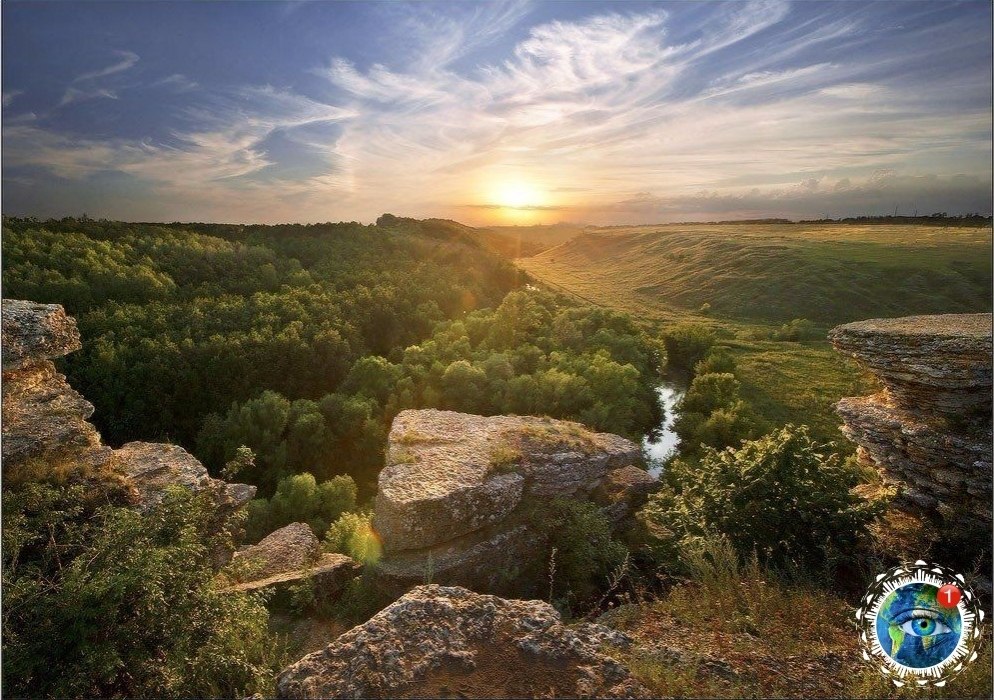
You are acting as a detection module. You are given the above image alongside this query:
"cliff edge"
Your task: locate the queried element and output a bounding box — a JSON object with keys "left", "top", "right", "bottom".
{"left": 830, "top": 313, "right": 992, "bottom": 529}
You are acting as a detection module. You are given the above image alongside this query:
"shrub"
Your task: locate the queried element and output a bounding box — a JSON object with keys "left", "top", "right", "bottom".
{"left": 661, "top": 323, "right": 715, "bottom": 372}
{"left": 639, "top": 425, "right": 885, "bottom": 571}
{"left": 532, "top": 498, "right": 628, "bottom": 610}
{"left": 244, "top": 472, "right": 356, "bottom": 542}
{"left": 2, "top": 484, "right": 286, "bottom": 698}
{"left": 673, "top": 372, "right": 759, "bottom": 452}
{"left": 770, "top": 318, "right": 818, "bottom": 342}
{"left": 693, "top": 348, "right": 735, "bottom": 375}
{"left": 323, "top": 510, "right": 382, "bottom": 565}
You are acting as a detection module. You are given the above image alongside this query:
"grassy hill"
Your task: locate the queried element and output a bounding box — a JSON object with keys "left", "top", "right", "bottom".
{"left": 519, "top": 221, "right": 991, "bottom": 445}
{"left": 520, "top": 222, "right": 991, "bottom": 325}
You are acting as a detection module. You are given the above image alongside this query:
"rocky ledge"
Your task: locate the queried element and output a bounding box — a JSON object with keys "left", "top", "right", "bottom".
{"left": 830, "top": 313, "right": 992, "bottom": 527}
{"left": 2, "top": 299, "right": 255, "bottom": 557}
{"left": 373, "top": 409, "right": 655, "bottom": 592}
{"left": 276, "top": 584, "right": 647, "bottom": 699}
{"left": 226, "top": 522, "right": 360, "bottom": 597}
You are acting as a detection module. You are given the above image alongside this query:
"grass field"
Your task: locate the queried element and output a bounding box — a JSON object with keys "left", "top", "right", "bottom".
{"left": 518, "top": 222, "right": 990, "bottom": 444}
{"left": 520, "top": 222, "right": 991, "bottom": 325}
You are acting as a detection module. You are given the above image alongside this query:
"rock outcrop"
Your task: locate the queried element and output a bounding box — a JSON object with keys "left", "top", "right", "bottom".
{"left": 233, "top": 522, "right": 322, "bottom": 580}
{"left": 830, "top": 313, "right": 992, "bottom": 528}
{"left": 276, "top": 584, "right": 648, "bottom": 699}
{"left": 374, "top": 409, "right": 654, "bottom": 592}
{"left": 2, "top": 299, "right": 256, "bottom": 546}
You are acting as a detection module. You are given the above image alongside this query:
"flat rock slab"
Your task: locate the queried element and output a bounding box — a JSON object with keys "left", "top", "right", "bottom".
{"left": 276, "top": 584, "right": 648, "bottom": 699}
{"left": 2, "top": 299, "right": 82, "bottom": 370}
{"left": 375, "top": 410, "right": 641, "bottom": 553}
{"left": 830, "top": 313, "right": 992, "bottom": 414}
{"left": 229, "top": 553, "right": 360, "bottom": 595}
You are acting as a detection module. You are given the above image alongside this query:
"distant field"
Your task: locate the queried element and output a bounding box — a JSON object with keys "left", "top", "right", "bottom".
{"left": 519, "top": 222, "right": 990, "bottom": 444}
{"left": 519, "top": 222, "right": 991, "bottom": 326}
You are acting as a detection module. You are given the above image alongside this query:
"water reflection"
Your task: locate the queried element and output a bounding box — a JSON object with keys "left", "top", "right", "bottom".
{"left": 643, "top": 378, "right": 687, "bottom": 478}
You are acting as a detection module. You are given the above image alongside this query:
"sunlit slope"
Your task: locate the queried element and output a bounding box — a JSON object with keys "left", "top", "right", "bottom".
{"left": 520, "top": 223, "right": 992, "bottom": 324}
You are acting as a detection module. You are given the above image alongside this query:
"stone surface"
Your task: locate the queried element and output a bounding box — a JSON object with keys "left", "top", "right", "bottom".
{"left": 276, "top": 585, "right": 648, "bottom": 699}
{"left": 229, "top": 553, "right": 361, "bottom": 596}
{"left": 376, "top": 409, "right": 644, "bottom": 552}
{"left": 2, "top": 299, "right": 82, "bottom": 370}
{"left": 593, "top": 465, "right": 659, "bottom": 524}
{"left": 831, "top": 313, "right": 993, "bottom": 528}
{"left": 114, "top": 441, "right": 256, "bottom": 511}
{"left": 373, "top": 410, "right": 652, "bottom": 591}
{"left": 232, "top": 523, "right": 321, "bottom": 581}
{"left": 2, "top": 299, "right": 255, "bottom": 553}
{"left": 830, "top": 314, "right": 992, "bottom": 416}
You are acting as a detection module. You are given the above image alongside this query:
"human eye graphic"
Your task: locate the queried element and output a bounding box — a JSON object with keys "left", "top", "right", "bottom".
{"left": 895, "top": 610, "right": 953, "bottom": 637}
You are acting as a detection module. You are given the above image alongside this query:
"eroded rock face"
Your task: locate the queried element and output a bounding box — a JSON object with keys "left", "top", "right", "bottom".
{"left": 2, "top": 299, "right": 255, "bottom": 550}
{"left": 276, "top": 584, "right": 648, "bottom": 699}
{"left": 830, "top": 313, "right": 993, "bottom": 527}
{"left": 374, "top": 409, "right": 653, "bottom": 591}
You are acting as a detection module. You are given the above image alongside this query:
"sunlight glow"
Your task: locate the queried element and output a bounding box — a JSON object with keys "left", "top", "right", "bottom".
{"left": 492, "top": 180, "right": 545, "bottom": 209}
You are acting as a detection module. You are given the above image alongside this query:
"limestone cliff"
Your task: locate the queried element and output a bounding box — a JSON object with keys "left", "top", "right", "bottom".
{"left": 276, "top": 584, "right": 647, "bottom": 699}
{"left": 373, "top": 409, "right": 656, "bottom": 592}
{"left": 830, "top": 313, "right": 992, "bottom": 528}
{"left": 2, "top": 299, "right": 256, "bottom": 546}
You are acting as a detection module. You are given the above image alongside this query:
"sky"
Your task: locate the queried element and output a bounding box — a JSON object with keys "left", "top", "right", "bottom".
{"left": 2, "top": 0, "right": 991, "bottom": 225}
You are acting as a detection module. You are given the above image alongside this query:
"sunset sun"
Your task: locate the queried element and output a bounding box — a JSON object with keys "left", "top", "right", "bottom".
{"left": 493, "top": 181, "right": 545, "bottom": 209}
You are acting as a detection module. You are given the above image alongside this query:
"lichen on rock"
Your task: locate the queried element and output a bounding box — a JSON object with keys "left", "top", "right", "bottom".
{"left": 276, "top": 584, "right": 648, "bottom": 699}
{"left": 373, "top": 409, "right": 655, "bottom": 592}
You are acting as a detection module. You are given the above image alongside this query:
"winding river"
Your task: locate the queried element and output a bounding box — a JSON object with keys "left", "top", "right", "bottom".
{"left": 642, "top": 376, "right": 689, "bottom": 478}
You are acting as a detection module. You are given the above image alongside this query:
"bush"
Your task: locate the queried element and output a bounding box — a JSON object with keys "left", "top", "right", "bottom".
{"left": 673, "top": 372, "right": 759, "bottom": 452}
{"left": 662, "top": 323, "right": 715, "bottom": 372}
{"left": 693, "top": 348, "right": 735, "bottom": 375}
{"left": 640, "top": 425, "right": 885, "bottom": 571}
{"left": 770, "top": 318, "right": 818, "bottom": 342}
{"left": 323, "top": 510, "right": 382, "bottom": 565}
{"left": 2, "top": 484, "right": 286, "bottom": 698}
{"left": 533, "top": 498, "right": 628, "bottom": 610}
{"left": 244, "top": 472, "right": 356, "bottom": 542}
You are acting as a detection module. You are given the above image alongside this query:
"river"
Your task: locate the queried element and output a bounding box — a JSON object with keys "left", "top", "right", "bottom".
{"left": 642, "top": 376, "right": 689, "bottom": 478}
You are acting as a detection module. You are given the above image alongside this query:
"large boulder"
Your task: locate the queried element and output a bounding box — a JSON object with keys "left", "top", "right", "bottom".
{"left": 276, "top": 584, "right": 648, "bottom": 699}
{"left": 232, "top": 523, "right": 321, "bottom": 581}
{"left": 373, "top": 410, "right": 653, "bottom": 592}
{"left": 113, "top": 441, "right": 255, "bottom": 511}
{"left": 830, "top": 313, "right": 993, "bottom": 528}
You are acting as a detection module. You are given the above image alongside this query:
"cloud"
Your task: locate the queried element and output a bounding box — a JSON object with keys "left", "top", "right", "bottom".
{"left": 3, "top": 2, "right": 990, "bottom": 224}
{"left": 2, "top": 90, "right": 24, "bottom": 107}
{"left": 73, "top": 50, "right": 139, "bottom": 82}
{"left": 58, "top": 87, "right": 118, "bottom": 107}
{"left": 588, "top": 172, "right": 993, "bottom": 222}
{"left": 152, "top": 73, "right": 199, "bottom": 92}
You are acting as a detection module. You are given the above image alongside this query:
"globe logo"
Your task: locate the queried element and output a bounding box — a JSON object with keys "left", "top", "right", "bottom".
{"left": 856, "top": 561, "right": 984, "bottom": 688}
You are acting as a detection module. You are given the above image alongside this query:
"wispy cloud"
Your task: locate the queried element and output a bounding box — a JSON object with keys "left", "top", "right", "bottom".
{"left": 73, "top": 50, "right": 139, "bottom": 82}
{"left": 2, "top": 2, "right": 990, "bottom": 222}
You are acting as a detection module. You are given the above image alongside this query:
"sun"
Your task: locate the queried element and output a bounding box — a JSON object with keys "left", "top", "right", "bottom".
{"left": 493, "top": 181, "right": 544, "bottom": 209}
